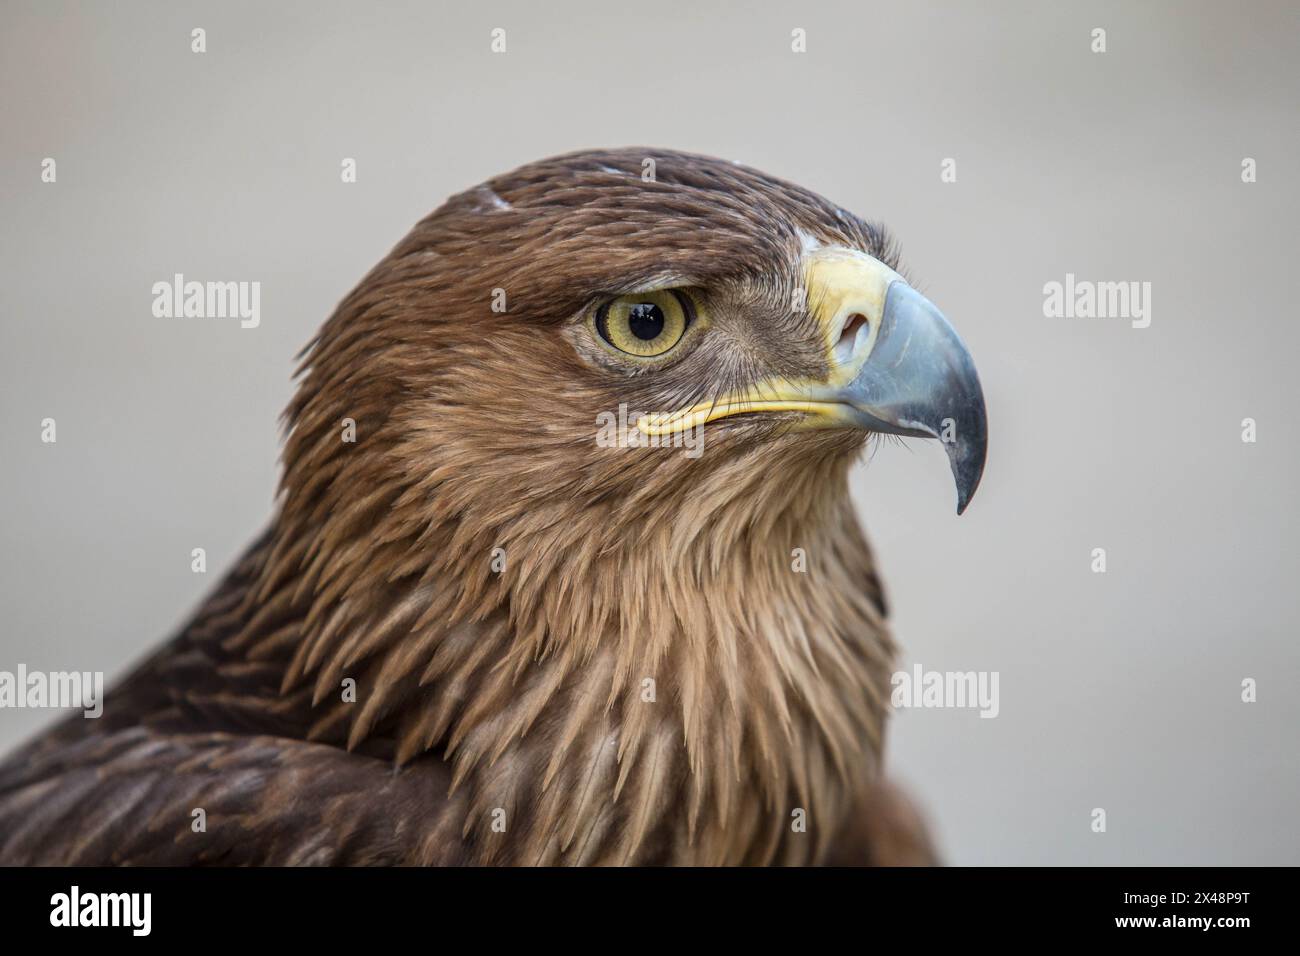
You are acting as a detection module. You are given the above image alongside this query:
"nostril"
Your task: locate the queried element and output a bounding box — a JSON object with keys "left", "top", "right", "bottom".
{"left": 835, "top": 313, "right": 870, "bottom": 364}
{"left": 842, "top": 312, "right": 869, "bottom": 343}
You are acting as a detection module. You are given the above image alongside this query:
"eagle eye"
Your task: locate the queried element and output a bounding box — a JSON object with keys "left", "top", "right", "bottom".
{"left": 594, "top": 290, "right": 695, "bottom": 358}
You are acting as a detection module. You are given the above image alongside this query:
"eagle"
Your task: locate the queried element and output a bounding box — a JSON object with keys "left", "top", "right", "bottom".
{"left": 0, "top": 148, "right": 986, "bottom": 866}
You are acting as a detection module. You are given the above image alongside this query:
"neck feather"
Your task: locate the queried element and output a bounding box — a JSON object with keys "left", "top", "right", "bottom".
{"left": 230, "top": 423, "right": 894, "bottom": 863}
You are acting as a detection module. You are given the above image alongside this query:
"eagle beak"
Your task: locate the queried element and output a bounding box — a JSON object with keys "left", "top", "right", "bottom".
{"left": 815, "top": 250, "right": 988, "bottom": 515}
{"left": 638, "top": 247, "right": 988, "bottom": 514}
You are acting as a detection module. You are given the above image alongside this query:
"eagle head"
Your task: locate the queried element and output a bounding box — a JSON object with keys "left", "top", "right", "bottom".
{"left": 286, "top": 146, "right": 985, "bottom": 532}
{"left": 263, "top": 148, "right": 987, "bottom": 864}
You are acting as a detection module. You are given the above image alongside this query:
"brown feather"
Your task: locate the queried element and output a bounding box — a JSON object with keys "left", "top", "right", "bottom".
{"left": 0, "top": 148, "right": 933, "bottom": 866}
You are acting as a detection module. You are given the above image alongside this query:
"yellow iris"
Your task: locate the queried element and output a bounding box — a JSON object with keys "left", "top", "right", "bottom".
{"left": 595, "top": 290, "right": 691, "bottom": 357}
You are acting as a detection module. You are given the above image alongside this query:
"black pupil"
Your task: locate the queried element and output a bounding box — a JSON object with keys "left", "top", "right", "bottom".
{"left": 627, "top": 303, "right": 665, "bottom": 340}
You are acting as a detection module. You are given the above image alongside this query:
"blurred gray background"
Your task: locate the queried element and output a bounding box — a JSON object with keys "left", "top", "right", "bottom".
{"left": 2, "top": 0, "right": 1297, "bottom": 864}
